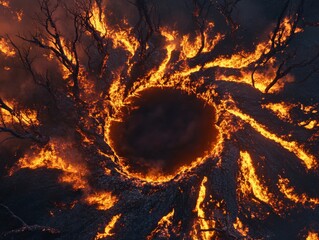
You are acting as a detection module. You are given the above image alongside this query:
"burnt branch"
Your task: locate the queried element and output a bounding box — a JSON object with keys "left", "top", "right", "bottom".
{"left": 250, "top": 0, "right": 314, "bottom": 91}
{"left": 0, "top": 98, "right": 48, "bottom": 144}
{"left": 264, "top": 50, "right": 319, "bottom": 93}
{"left": 0, "top": 204, "right": 60, "bottom": 239}
{"left": 210, "top": 0, "right": 241, "bottom": 32}
{"left": 19, "top": 0, "right": 82, "bottom": 98}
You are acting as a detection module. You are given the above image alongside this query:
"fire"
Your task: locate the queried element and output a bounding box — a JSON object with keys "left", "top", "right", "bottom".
{"left": 228, "top": 107, "right": 317, "bottom": 170}
{"left": 11, "top": 140, "right": 87, "bottom": 190}
{"left": 238, "top": 151, "right": 273, "bottom": 204}
{"left": 278, "top": 177, "right": 319, "bottom": 208}
{"left": 262, "top": 102, "right": 295, "bottom": 123}
{"left": 0, "top": 38, "right": 16, "bottom": 57}
{"left": 307, "top": 232, "right": 319, "bottom": 240}
{"left": 193, "top": 176, "right": 215, "bottom": 240}
{"left": 89, "top": 2, "right": 138, "bottom": 56}
{"left": 233, "top": 217, "right": 249, "bottom": 237}
{"left": 0, "top": 0, "right": 9, "bottom": 8}
{"left": 0, "top": 100, "right": 39, "bottom": 127}
{"left": 180, "top": 23, "right": 224, "bottom": 59}
{"left": 85, "top": 192, "right": 117, "bottom": 211}
{"left": 95, "top": 214, "right": 121, "bottom": 239}
{"left": 147, "top": 209, "right": 175, "bottom": 239}
{"left": 1, "top": 0, "right": 318, "bottom": 239}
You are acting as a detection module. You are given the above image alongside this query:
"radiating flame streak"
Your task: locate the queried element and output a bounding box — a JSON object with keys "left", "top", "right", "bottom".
{"left": 262, "top": 102, "right": 296, "bottom": 123}
{"left": 233, "top": 217, "right": 249, "bottom": 237}
{"left": 238, "top": 151, "right": 274, "bottom": 205}
{"left": 306, "top": 232, "right": 319, "bottom": 240}
{"left": 11, "top": 140, "right": 87, "bottom": 190}
{"left": 85, "top": 192, "right": 117, "bottom": 211}
{"left": 228, "top": 108, "right": 318, "bottom": 170}
{"left": 95, "top": 214, "right": 121, "bottom": 240}
{"left": 192, "top": 176, "right": 216, "bottom": 240}
{"left": 278, "top": 177, "right": 319, "bottom": 208}
{"left": 89, "top": 1, "right": 138, "bottom": 56}
{"left": 11, "top": 137, "right": 117, "bottom": 210}
{"left": 203, "top": 17, "right": 302, "bottom": 93}
{"left": 0, "top": 38, "right": 16, "bottom": 57}
{"left": 147, "top": 209, "right": 175, "bottom": 239}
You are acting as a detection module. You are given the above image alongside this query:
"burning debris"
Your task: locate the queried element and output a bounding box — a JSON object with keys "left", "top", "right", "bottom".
{"left": 0, "top": 0, "right": 319, "bottom": 239}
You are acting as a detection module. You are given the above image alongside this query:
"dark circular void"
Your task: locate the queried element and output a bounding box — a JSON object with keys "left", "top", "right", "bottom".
{"left": 109, "top": 87, "right": 218, "bottom": 176}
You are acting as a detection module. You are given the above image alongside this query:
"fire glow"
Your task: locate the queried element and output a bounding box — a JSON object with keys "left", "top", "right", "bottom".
{"left": 1, "top": 0, "right": 319, "bottom": 239}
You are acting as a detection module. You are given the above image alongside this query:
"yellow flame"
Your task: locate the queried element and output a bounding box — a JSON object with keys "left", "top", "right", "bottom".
{"left": 95, "top": 214, "right": 121, "bottom": 239}
{"left": 278, "top": 177, "right": 319, "bottom": 208}
{"left": 228, "top": 108, "right": 317, "bottom": 170}
{"left": 262, "top": 102, "right": 296, "bottom": 122}
{"left": 11, "top": 140, "right": 87, "bottom": 190}
{"left": 0, "top": 100, "right": 39, "bottom": 127}
{"left": 238, "top": 151, "right": 272, "bottom": 204}
{"left": 306, "top": 232, "right": 319, "bottom": 240}
{"left": 89, "top": 1, "right": 138, "bottom": 55}
{"left": 147, "top": 209, "right": 175, "bottom": 239}
{"left": 233, "top": 217, "right": 249, "bottom": 237}
{"left": 0, "top": 38, "right": 16, "bottom": 57}
{"left": 192, "top": 176, "right": 215, "bottom": 240}
{"left": 180, "top": 24, "right": 224, "bottom": 59}
{"left": 85, "top": 192, "right": 117, "bottom": 211}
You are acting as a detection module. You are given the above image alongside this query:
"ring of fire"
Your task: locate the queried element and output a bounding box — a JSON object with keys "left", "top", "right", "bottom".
{"left": 108, "top": 87, "right": 218, "bottom": 178}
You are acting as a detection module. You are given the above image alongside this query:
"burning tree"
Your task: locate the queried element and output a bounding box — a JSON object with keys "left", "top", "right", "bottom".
{"left": 0, "top": 0, "right": 319, "bottom": 239}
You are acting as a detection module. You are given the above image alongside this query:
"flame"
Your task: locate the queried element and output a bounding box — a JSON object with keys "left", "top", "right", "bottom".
{"left": 147, "top": 209, "right": 175, "bottom": 239}
{"left": 0, "top": 38, "right": 15, "bottom": 57}
{"left": 192, "top": 176, "right": 215, "bottom": 240}
{"left": 89, "top": 1, "right": 138, "bottom": 56}
{"left": 1, "top": 1, "right": 318, "bottom": 238}
{"left": 233, "top": 217, "right": 249, "bottom": 237}
{"left": 238, "top": 151, "right": 273, "bottom": 204}
{"left": 0, "top": 0, "right": 9, "bottom": 8}
{"left": 307, "top": 232, "right": 319, "bottom": 240}
{"left": 262, "top": 102, "right": 295, "bottom": 122}
{"left": 95, "top": 214, "right": 121, "bottom": 239}
{"left": 11, "top": 140, "right": 87, "bottom": 190}
{"left": 205, "top": 17, "right": 302, "bottom": 93}
{"left": 228, "top": 107, "right": 317, "bottom": 170}
{"left": 0, "top": 100, "right": 39, "bottom": 127}
{"left": 85, "top": 192, "right": 117, "bottom": 211}
{"left": 180, "top": 23, "right": 224, "bottom": 59}
{"left": 278, "top": 177, "right": 319, "bottom": 208}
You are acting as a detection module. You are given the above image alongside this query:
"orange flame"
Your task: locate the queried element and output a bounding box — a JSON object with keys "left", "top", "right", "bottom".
{"left": 228, "top": 107, "right": 317, "bottom": 170}
{"left": 147, "top": 209, "right": 175, "bottom": 239}
{"left": 0, "top": 38, "right": 16, "bottom": 57}
{"left": 95, "top": 214, "right": 121, "bottom": 239}
{"left": 85, "top": 192, "right": 117, "bottom": 211}
{"left": 238, "top": 151, "right": 272, "bottom": 204}
{"left": 192, "top": 176, "right": 215, "bottom": 240}
{"left": 278, "top": 177, "right": 319, "bottom": 208}
{"left": 11, "top": 140, "right": 87, "bottom": 190}
{"left": 306, "top": 232, "right": 319, "bottom": 240}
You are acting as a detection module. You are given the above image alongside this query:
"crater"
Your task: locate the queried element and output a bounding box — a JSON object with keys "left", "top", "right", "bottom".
{"left": 109, "top": 87, "right": 218, "bottom": 177}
